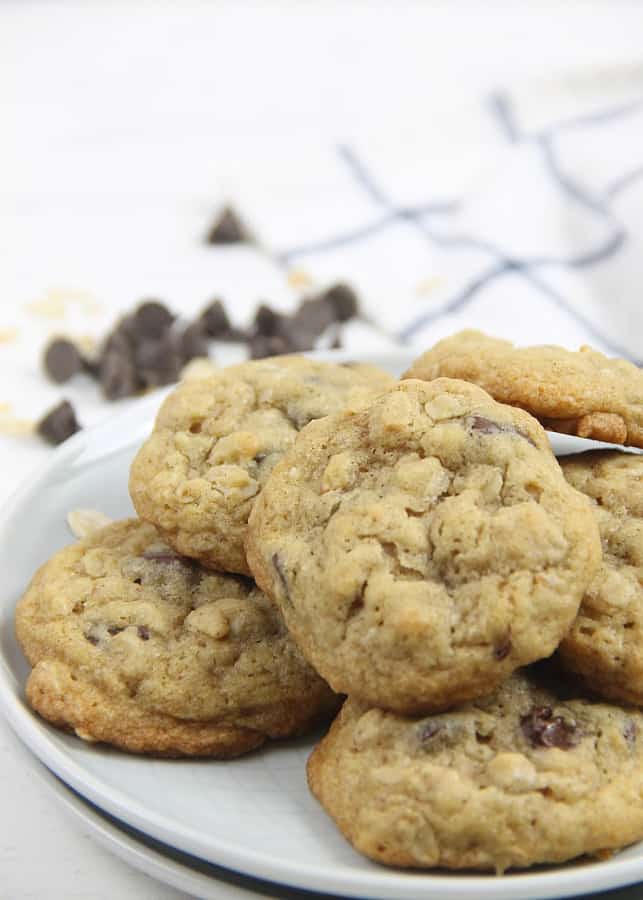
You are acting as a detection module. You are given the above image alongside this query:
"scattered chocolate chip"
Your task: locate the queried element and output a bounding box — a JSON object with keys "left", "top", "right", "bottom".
{"left": 493, "top": 637, "right": 512, "bottom": 660}
{"left": 330, "top": 331, "right": 342, "bottom": 350}
{"left": 37, "top": 400, "right": 81, "bottom": 445}
{"left": 292, "top": 295, "right": 336, "bottom": 337}
{"left": 520, "top": 706, "right": 581, "bottom": 749}
{"left": 134, "top": 300, "right": 175, "bottom": 339}
{"left": 107, "top": 625, "right": 124, "bottom": 636}
{"left": 418, "top": 721, "right": 443, "bottom": 743}
{"left": 624, "top": 720, "right": 638, "bottom": 749}
{"left": 249, "top": 334, "right": 292, "bottom": 360}
{"left": 199, "top": 299, "right": 231, "bottom": 337}
{"left": 206, "top": 206, "right": 252, "bottom": 244}
{"left": 272, "top": 552, "right": 290, "bottom": 600}
{"left": 43, "top": 338, "right": 83, "bottom": 384}
{"left": 137, "top": 625, "right": 150, "bottom": 640}
{"left": 135, "top": 334, "right": 181, "bottom": 388}
{"left": 100, "top": 345, "right": 141, "bottom": 400}
{"left": 253, "top": 304, "right": 282, "bottom": 337}
{"left": 323, "top": 283, "right": 359, "bottom": 322}
{"left": 468, "top": 415, "right": 536, "bottom": 447}
{"left": 178, "top": 321, "right": 209, "bottom": 363}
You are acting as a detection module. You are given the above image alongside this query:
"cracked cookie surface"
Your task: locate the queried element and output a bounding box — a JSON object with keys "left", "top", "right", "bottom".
{"left": 15, "top": 519, "right": 338, "bottom": 757}
{"left": 246, "top": 378, "right": 601, "bottom": 714}
{"left": 307, "top": 669, "right": 643, "bottom": 871}
{"left": 129, "top": 357, "right": 394, "bottom": 575}
{"left": 404, "top": 330, "right": 643, "bottom": 447}
{"left": 559, "top": 451, "right": 643, "bottom": 704}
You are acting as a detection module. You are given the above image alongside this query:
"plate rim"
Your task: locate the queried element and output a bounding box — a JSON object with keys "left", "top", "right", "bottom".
{"left": 1, "top": 348, "right": 643, "bottom": 900}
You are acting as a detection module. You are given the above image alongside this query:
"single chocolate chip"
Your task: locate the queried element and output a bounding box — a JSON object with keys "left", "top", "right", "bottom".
{"left": 624, "top": 720, "right": 638, "bottom": 749}
{"left": 418, "top": 721, "right": 443, "bottom": 743}
{"left": 323, "top": 283, "right": 359, "bottom": 322}
{"left": 253, "top": 304, "right": 282, "bottom": 337}
{"left": 178, "top": 321, "right": 210, "bottom": 363}
{"left": 135, "top": 335, "right": 181, "bottom": 388}
{"left": 107, "top": 625, "right": 124, "bottom": 636}
{"left": 272, "top": 552, "right": 290, "bottom": 600}
{"left": 206, "top": 206, "right": 252, "bottom": 244}
{"left": 468, "top": 415, "right": 536, "bottom": 447}
{"left": 137, "top": 625, "right": 150, "bottom": 640}
{"left": 520, "top": 706, "right": 581, "bottom": 749}
{"left": 134, "top": 300, "right": 175, "bottom": 339}
{"left": 493, "top": 637, "right": 512, "bottom": 660}
{"left": 37, "top": 400, "right": 81, "bottom": 445}
{"left": 43, "top": 338, "right": 83, "bottom": 384}
{"left": 100, "top": 347, "right": 141, "bottom": 400}
{"left": 292, "top": 296, "right": 336, "bottom": 337}
{"left": 200, "top": 299, "right": 231, "bottom": 337}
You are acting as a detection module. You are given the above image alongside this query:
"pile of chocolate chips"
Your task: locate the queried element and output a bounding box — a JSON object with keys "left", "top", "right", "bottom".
{"left": 38, "top": 285, "right": 359, "bottom": 444}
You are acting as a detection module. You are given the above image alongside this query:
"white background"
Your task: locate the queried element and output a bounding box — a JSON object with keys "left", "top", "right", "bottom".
{"left": 2, "top": 2, "right": 643, "bottom": 897}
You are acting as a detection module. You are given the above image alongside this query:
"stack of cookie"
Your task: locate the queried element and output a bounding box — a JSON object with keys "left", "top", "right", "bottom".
{"left": 14, "top": 332, "right": 643, "bottom": 875}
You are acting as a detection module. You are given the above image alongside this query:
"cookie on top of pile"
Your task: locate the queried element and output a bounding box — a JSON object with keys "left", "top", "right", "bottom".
{"left": 14, "top": 332, "right": 643, "bottom": 874}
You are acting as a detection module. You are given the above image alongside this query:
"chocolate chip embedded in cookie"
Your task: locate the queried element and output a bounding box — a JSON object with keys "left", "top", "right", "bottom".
{"left": 15, "top": 519, "right": 338, "bottom": 757}
{"left": 129, "top": 357, "right": 394, "bottom": 575}
{"left": 307, "top": 670, "right": 643, "bottom": 871}
{"left": 404, "top": 330, "right": 643, "bottom": 448}
{"left": 246, "top": 378, "right": 601, "bottom": 714}
{"left": 559, "top": 451, "right": 643, "bottom": 704}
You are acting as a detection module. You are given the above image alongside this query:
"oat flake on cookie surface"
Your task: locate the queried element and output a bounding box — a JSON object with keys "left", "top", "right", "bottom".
{"left": 246, "top": 378, "right": 601, "bottom": 714}
{"left": 15, "top": 518, "right": 338, "bottom": 757}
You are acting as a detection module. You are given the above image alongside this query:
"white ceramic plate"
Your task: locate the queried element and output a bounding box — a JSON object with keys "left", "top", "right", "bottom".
{"left": 1, "top": 349, "right": 642, "bottom": 900}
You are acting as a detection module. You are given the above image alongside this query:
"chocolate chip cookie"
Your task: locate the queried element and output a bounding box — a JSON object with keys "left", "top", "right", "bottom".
{"left": 559, "top": 451, "right": 643, "bottom": 704}
{"left": 15, "top": 519, "right": 338, "bottom": 757}
{"left": 307, "top": 669, "right": 643, "bottom": 871}
{"left": 246, "top": 378, "right": 601, "bottom": 714}
{"left": 404, "top": 330, "right": 643, "bottom": 447}
{"left": 129, "top": 357, "right": 394, "bottom": 575}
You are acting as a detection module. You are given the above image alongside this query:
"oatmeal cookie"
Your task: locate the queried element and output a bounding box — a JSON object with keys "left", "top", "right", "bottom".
{"left": 559, "top": 451, "right": 643, "bottom": 704}
{"left": 307, "top": 670, "right": 643, "bottom": 871}
{"left": 16, "top": 519, "right": 338, "bottom": 757}
{"left": 246, "top": 378, "right": 601, "bottom": 713}
{"left": 404, "top": 330, "right": 643, "bottom": 447}
{"left": 129, "top": 357, "right": 394, "bottom": 575}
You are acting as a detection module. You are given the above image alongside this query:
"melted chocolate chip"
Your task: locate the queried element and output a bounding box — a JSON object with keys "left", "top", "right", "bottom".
{"left": 137, "top": 625, "right": 150, "bottom": 641}
{"left": 37, "top": 400, "right": 81, "bottom": 445}
{"left": 418, "top": 721, "right": 443, "bottom": 743}
{"left": 468, "top": 415, "right": 536, "bottom": 447}
{"left": 206, "top": 206, "right": 252, "bottom": 244}
{"left": 107, "top": 625, "right": 124, "bottom": 636}
{"left": 624, "top": 720, "right": 638, "bottom": 749}
{"left": 43, "top": 338, "right": 83, "bottom": 384}
{"left": 85, "top": 633, "right": 99, "bottom": 646}
{"left": 272, "top": 552, "right": 290, "bottom": 600}
{"left": 493, "top": 637, "right": 512, "bottom": 661}
{"left": 520, "top": 706, "right": 581, "bottom": 749}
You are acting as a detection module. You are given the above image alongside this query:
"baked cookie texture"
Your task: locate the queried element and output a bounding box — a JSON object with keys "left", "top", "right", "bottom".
{"left": 15, "top": 519, "right": 338, "bottom": 757}
{"left": 559, "top": 451, "right": 643, "bottom": 704}
{"left": 403, "top": 330, "right": 643, "bottom": 448}
{"left": 246, "top": 378, "right": 601, "bottom": 714}
{"left": 129, "top": 357, "right": 394, "bottom": 575}
{"left": 307, "top": 670, "right": 643, "bottom": 872}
